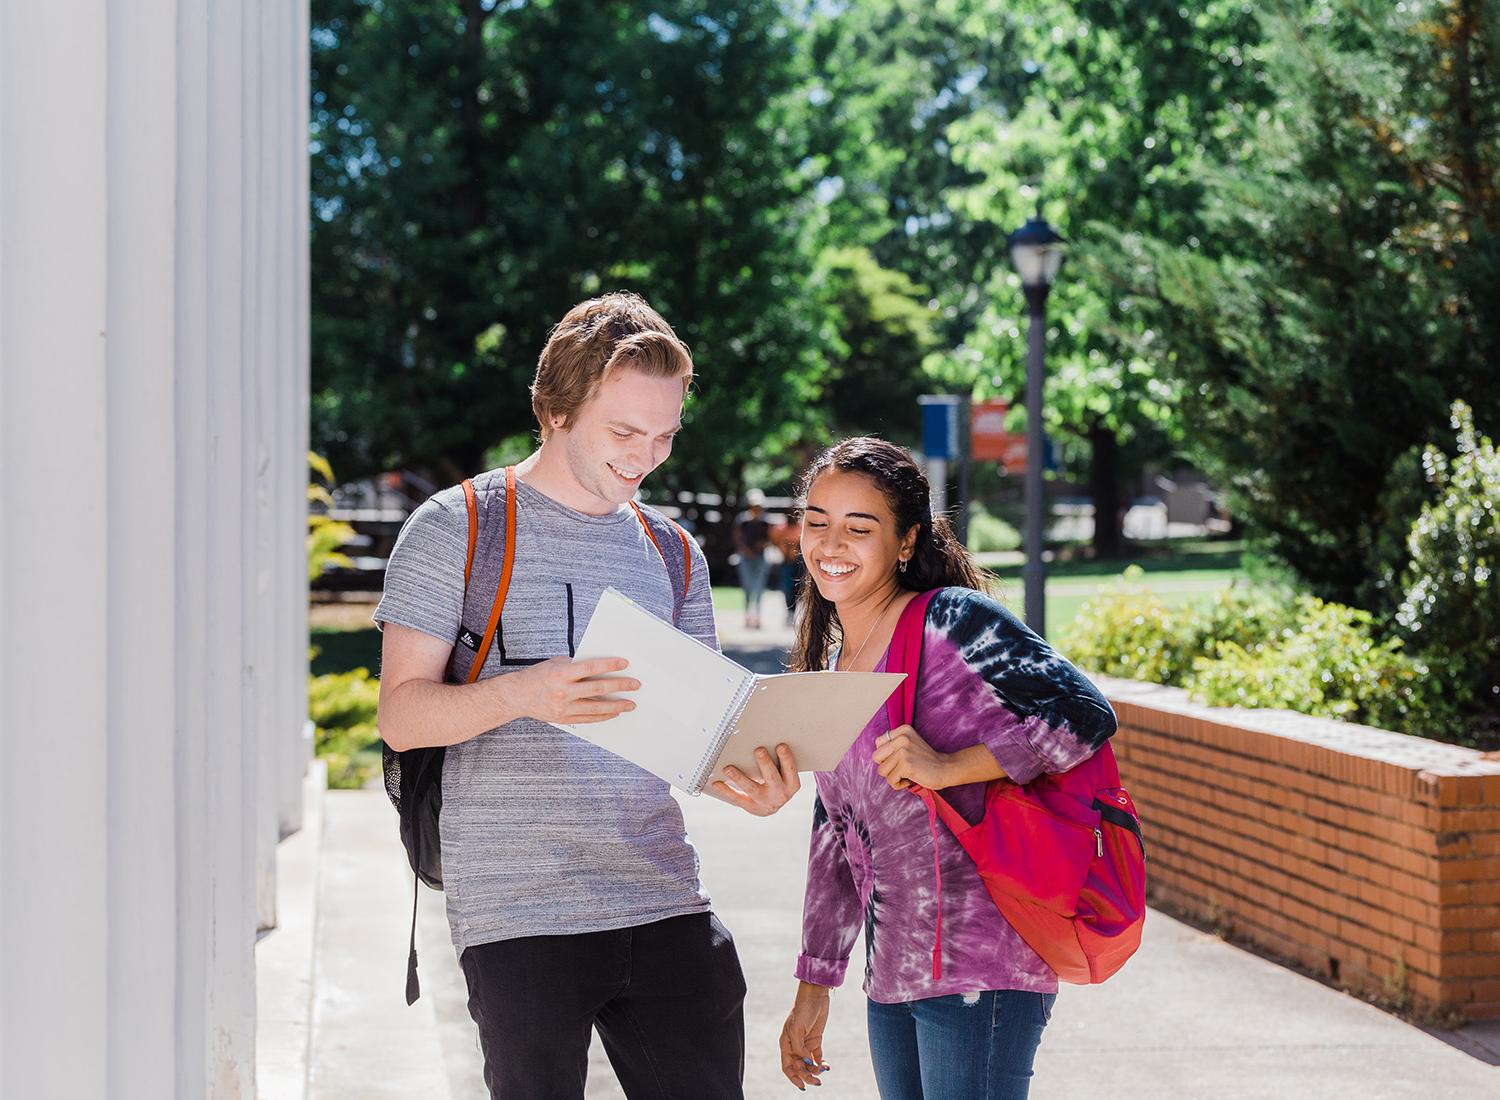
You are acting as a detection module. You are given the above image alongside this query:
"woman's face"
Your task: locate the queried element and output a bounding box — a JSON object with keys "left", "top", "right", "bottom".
{"left": 801, "top": 469, "right": 916, "bottom": 606}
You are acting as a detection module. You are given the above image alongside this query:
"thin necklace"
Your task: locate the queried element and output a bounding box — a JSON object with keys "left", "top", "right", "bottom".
{"left": 837, "top": 589, "right": 901, "bottom": 672}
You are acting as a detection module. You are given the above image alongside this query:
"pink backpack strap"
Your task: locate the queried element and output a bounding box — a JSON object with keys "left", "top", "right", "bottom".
{"left": 883, "top": 588, "right": 945, "bottom": 979}
{"left": 885, "top": 589, "right": 940, "bottom": 728}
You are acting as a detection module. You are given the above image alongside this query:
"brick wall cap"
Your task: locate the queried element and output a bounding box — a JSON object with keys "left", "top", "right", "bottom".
{"left": 1095, "top": 674, "right": 1500, "bottom": 778}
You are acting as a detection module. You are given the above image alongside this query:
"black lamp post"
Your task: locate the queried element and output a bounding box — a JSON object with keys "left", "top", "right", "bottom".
{"left": 1007, "top": 213, "right": 1065, "bottom": 636}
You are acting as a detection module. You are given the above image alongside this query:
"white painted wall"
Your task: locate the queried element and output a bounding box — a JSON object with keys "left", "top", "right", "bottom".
{"left": 0, "top": 2, "right": 310, "bottom": 1095}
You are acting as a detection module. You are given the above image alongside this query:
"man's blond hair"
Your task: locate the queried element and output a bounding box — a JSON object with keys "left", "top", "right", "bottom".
{"left": 531, "top": 292, "right": 694, "bottom": 440}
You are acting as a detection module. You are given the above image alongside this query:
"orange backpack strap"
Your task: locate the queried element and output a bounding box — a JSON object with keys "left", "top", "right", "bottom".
{"left": 461, "top": 478, "right": 478, "bottom": 587}
{"left": 628, "top": 501, "right": 691, "bottom": 601}
{"left": 465, "top": 467, "right": 518, "bottom": 684}
{"left": 671, "top": 521, "right": 693, "bottom": 594}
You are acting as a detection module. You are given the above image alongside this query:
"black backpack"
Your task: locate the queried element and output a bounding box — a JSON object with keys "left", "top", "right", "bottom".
{"left": 381, "top": 466, "right": 694, "bottom": 1002}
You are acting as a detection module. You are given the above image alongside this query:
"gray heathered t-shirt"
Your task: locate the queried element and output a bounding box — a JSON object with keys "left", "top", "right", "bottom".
{"left": 374, "top": 476, "right": 718, "bottom": 952}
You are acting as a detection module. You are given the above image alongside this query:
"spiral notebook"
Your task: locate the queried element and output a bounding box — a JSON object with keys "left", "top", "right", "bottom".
{"left": 558, "top": 587, "right": 905, "bottom": 795}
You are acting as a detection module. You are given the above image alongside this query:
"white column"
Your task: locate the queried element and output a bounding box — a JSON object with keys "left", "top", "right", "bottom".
{"left": 0, "top": 4, "right": 111, "bottom": 1098}
{"left": 210, "top": 0, "right": 256, "bottom": 1090}
{"left": 173, "top": 1, "right": 213, "bottom": 1092}
{"left": 246, "top": 0, "right": 280, "bottom": 938}
{"left": 281, "top": 0, "right": 313, "bottom": 838}
{"left": 296, "top": 0, "right": 313, "bottom": 774}
{"left": 3, "top": 3, "right": 308, "bottom": 1093}
{"left": 107, "top": 0, "right": 181, "bottom": 1094}
{"left": 273, "top": 0, "right": 294, "bottom": 838}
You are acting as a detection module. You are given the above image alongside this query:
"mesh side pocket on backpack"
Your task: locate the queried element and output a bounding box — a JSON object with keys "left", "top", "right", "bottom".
{"left": 382, "top": 741, "right": 404, "bottom": 812}
{"left": 385, "top": 743, "right": 446, "bottom": 889}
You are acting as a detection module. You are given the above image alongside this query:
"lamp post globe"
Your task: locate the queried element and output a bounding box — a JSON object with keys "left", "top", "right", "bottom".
{"left": 1008, "top": 214, "right": 1066, "bottom": 307}
{"left": 1007, "top": 213, "right": 1066, "bottom": 636}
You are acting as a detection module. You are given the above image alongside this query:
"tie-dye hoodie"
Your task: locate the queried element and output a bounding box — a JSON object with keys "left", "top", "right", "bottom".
{"left": 795, "top": 586, "right": 1118, "bottom": 1003}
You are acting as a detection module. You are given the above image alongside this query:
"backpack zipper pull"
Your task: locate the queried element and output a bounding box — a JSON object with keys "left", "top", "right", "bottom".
{"left": 1094, "top": 828, "right": 1103, "bottom": 858}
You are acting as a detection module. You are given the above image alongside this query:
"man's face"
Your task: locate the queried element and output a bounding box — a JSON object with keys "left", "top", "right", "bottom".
{"left": 550, "top": 368, "right": 685, "bottom": 511}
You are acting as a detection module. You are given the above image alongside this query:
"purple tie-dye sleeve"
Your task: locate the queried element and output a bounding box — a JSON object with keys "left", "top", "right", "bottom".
{"left": 794, "top": 790, "right": 862, "bottom": 987}
{"left": 922, "top": 589, "right": 1118, "bottom": 786}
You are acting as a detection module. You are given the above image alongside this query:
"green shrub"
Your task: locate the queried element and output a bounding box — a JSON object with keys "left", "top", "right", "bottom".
{"left": 1188, "top": 597, "right": 1462, "bottom": 737}
{"left": 1178, "top": 584, "right": 1299, "bottom": 664}
{"left": 1063, "top": 572, "right": 1466, "bottom": 741}
{"left": 308, "top": 451, "right": 355, "bottom": 581}
{"left": 1359, "top": 444, "right": 1430, "bottom": 618}
{"left": 1060, "top": 567, "right": 1295, "bottom": 686}
{"left": 1395, "top": 400, "right": 1500, "bottom": 714}
{"left": 1058, "top": 566, "right": 1198, "bottom": 684}
{"left": 966, "top": 507, "right": 1022, "bottom": 553}
{"left": 309, "top": 666, "right": 382, "bottom": 789}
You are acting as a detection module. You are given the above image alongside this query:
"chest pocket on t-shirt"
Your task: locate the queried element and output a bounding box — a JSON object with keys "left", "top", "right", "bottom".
{"left": 493, "top": 582, "right": 579, "bottom": 666}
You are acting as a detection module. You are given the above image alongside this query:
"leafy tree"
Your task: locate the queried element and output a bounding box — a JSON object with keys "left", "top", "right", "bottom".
{"left": 311, "top": 0, "right": 828, "bottom": 501}
{"left": 935, "top": 0, "right": 1271, "bottom": 556}
{"left": 790, "top": 0, "right": 1044, "bottom": 488}
{"left": 811, "top": 246, "right": 940, "bottom": 443}
{"left": 800, "top": 0, "right": 1031, "bottom": 343}
{"left": 1114, "top": 0, "right": 1500, "bottom": 605}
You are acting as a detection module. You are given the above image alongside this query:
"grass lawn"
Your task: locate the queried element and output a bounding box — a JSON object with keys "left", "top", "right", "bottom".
{"left": 714, "top": 579, "right": 1245, "bottom": 637}
{"left": 989, "top": 538, "right": 1246, "bottom": 579}
{"left": 311, "top": 541, "right": 1258, "bottom": 676}
{"left": 982, "top": 540, "right": 1258, "bottom": 634}
{"left": 715, "top": 540, "right": 1259, "bottom": 636}
{"left": 311, "top": 623, "right": 382, "bottom": 677}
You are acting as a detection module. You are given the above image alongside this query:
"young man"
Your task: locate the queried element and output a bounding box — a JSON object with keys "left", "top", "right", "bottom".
{"left": 375, "top": 293, "right": 799, "bottom": 1099}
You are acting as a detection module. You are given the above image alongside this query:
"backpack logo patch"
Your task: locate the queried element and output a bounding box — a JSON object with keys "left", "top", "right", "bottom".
{"left": 457, "top": 627, "right": 479, "bottom": 651}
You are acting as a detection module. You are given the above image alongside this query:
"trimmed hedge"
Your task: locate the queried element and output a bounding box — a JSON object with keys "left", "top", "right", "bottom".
{"left": 309, "top": 664, "right": 382, "bottom": 789}
{"left": 1060, "top": 568, "right": 1465, "bottom": 742}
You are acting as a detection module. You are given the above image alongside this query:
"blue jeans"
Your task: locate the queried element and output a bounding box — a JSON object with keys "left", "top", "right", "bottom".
{"left": 867, "top": 990, "right": 1056, "bottom": 1100}
{"left": 736, "top": 555, "right": 770, "bottom": 607}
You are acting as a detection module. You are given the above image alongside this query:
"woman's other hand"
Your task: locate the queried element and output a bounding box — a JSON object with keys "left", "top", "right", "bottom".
{"left": 706, "top": 743, "right": 801, "bottom": 816}
{"left": 872, "top": 725, "right": 1006, "bottom": 791}
{"left": 779, "top": 982, "right": 831, "bottom": 1090}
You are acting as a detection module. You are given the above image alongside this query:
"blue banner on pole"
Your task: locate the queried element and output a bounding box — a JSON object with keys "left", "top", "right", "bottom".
{"left": 918, "top": 395, "right": 962, "bottom": 460}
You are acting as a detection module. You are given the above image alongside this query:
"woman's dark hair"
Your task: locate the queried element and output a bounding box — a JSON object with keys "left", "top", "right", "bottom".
{"left": 789, "top": 436, "right": 990, "bottom": 672}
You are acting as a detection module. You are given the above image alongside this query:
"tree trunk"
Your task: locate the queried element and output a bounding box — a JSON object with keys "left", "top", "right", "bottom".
{"left": 457, "top": 0, "right": 492, "bottom": 233}
{"left": 1088, "top": 421, "right": 1125, "bottom": 559}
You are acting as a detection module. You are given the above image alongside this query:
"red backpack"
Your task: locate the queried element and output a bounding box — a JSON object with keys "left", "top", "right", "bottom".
{"left": 887, "top": 589, "right": 1146, "bottom": 985}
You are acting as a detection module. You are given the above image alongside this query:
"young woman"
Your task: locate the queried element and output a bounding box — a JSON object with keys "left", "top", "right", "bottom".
{"left": 778, "top": 437, "right": 1117, "bottom": 1099}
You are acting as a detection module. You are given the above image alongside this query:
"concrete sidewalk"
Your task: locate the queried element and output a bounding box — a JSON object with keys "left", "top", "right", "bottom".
{"left": 258, "top": 612, "right": 1500, "bottom": 1097}
{"left": 265, "top": 781, "right": 1500, "bottom": 1100}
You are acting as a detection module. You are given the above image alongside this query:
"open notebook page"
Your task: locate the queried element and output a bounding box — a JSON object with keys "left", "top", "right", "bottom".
{"left": 706, "top": 669, "right": 904, "bottom": 789}
{"left": 557, "top": 588, "right": 754, "bottom": 790}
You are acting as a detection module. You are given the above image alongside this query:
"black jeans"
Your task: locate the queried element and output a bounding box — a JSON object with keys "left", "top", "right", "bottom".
{"left": 458, "top": 912, "right": 747, "bottom": 1100}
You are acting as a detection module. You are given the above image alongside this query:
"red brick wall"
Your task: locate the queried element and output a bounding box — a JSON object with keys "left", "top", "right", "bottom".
{"left": 1097, "top": 676, "right": 1500, "bottom": 1020}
